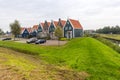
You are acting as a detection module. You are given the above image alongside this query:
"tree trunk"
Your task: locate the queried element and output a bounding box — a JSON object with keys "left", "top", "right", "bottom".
{"left": 58, "top": 37, "right": 60, "bottom": 47}
{"left": 14, "top": 35, "right": 15, "bottom": 41}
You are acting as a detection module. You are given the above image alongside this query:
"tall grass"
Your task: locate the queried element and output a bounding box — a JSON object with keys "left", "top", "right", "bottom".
{"left": 95, "top": 37, "right": 120, "bottom": 53}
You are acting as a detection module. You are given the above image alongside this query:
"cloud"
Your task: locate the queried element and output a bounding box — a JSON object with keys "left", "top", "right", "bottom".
{"left": 0, "top": 0, "right": 120, "bottom": 31}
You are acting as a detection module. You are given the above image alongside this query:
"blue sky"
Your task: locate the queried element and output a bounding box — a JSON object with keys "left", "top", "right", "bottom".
{"left": 0, "top": 0, "right": 120, "bottom": 32}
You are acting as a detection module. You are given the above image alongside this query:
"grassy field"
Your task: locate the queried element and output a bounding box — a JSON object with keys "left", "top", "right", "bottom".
{"left": 0, "top": 37, "right": 120, "bottom": 80}
{"left": 0, "top": 47, "right": 84, "bottom": 80}
{"left": 99, "top": 34, "right": 120, "bottom": 40}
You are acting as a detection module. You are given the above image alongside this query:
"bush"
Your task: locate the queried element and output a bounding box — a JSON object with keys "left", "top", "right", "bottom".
{"left": 95, "top": 37, "right": 120, "bottom": 53}
{"left": 59, "top": 38, "right": 68, "bottom": 41}
{"left": 83, "top": 33, "right": 90, "bottom": 37}
{"left": 28, "top": 35, "right": 33, "bottom": 39}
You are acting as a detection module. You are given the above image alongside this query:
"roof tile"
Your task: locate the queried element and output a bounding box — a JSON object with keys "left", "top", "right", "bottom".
{"left": 33, "top": 25, "right": 38, "bottom": 30}
{"left": 47, "top": 22, "right": 51, "bottom": 27}
{"left": 53, "top": 21, "right": 58, "bottom": 27}
{"left": 69, "top": 19, "right": 83, "bottom": 29}
{"left": 61, "top": 20, "right": 66, "bottom": 27}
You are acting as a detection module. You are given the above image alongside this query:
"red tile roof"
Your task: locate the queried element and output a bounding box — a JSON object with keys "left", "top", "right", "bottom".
{"left": 33, "top": 25, "right": 38, "bottom": 30}
{"left": 53, "top": 21, "right": 58, "bottom": 27}
{"left": 61, "top": 20, "right": 66, "bottom": 27}
{"left": 21, "top": 28, "right": 25, "bottom": 31}
{"left": 41, "top": 23, "right": 44, "bottom": 27}
{"left": 27, "top": 28, "right": 32, "bottom": 33}
{"left": 21, "top": 27, "right": 26, "bottom": 33}
{"left": 69, "top": 19, "right": 83, "bottom": 29}
{"left": 47, "top": 22, "right": 51, "bottom": 27}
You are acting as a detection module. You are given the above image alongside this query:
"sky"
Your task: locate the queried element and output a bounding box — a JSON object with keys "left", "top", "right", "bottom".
{"left": 0, "top": 0, "right": 120, "bottom": 32}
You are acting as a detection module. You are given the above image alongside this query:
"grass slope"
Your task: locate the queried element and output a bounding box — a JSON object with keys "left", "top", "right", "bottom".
{"left": 41, "top": 38, "right": 120, "bottom": 80}
{"left": 0, "top": 37, "right": 120, "bottom": 79}
{"left": 0, "top": 47, "right": 85, "bottom": 80}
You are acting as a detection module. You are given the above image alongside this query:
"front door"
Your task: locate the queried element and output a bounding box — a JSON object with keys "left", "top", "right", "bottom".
{"left": 67, "top": 31, "right": 72, "bottom": 39}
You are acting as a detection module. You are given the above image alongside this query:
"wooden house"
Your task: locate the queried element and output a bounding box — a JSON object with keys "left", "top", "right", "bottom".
{"left": 21, "top": 28, "right": 29, "bottom": 38}
{"left": 64, "top": 19, "right": 83, "bottom": 38}
{"left": 32, "top": 25, "right": 38, "bottom": 37}
{"left": 37, "top": 23, "right": 44, "bottom": 33}
{"left": 43, "top": 20, "right": 50, "bottom": 33}
{"left": 57, "top": 18, "right": 66, "bottom": 29}
{"left": 49, "top": 21, "right": 58, "bottom": 39}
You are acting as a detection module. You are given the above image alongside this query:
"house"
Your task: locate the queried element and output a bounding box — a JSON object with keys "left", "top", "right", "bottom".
{"left": 21, "top": 28, "right": 29, "bottom": 38}
{"left": 64, "top": 19, "right": 83, "bottom": 38}
{"left": 43, "top": 20, "right": 51, "bottom": 33}
{"left": 57, "top": 18, "right": 66, "bottom": 29}
{"left": 49, "top": 21, "right": 58, "bottom": 39}
{"left": 37, "top": 23, "right": 46, "bottom": 38}
{"left": 20, "top": 18, "right": 83, "bottom": 39}
{"left": 31, "top": 25, "right": 38, "bottom": 37}
{"left": 57, "top": 18, "right": 66, "bottom": 37}
{"left": 37, "top": 23, "right": 44, "bottom": 33}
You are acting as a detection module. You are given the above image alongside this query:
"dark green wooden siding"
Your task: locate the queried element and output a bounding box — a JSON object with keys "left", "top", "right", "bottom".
{"left": 22, "top": 29, "right": 29, "bottom": 38}
{"left": 74, "top": 29, "right": 83, "bottom": 37}
{"left": 37, "top": 25, "right": 42, "bottom": 33}
{"left": 49, "top": 23, "right": 55, "bottom": 33}
{"left": 64, "top": 20, "right": 73, "bottom": 38}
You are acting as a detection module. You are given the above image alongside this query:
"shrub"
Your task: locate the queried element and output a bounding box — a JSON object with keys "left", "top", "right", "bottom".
{"left": 59, "top": 38, "right": 68, "bottom": 41}
{"left": 95, "top": 37, "right": 120, "bottom": 53}
{"left": 28, "top": 34, "right": 33, "bottom": 38}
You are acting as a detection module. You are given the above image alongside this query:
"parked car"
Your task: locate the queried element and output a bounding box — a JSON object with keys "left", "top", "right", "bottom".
{"left": 35, "top": 39, "right": 46, "bottom": 44}
{"left": 26, "top": 38, "right": 37, "bottom": 44}
{"left": 2, "top": 38, "right": 12, "bottom": 41}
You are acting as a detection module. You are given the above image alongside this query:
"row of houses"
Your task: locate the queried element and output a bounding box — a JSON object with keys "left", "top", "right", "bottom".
{"left": 21, "top": 18, "right": 83, "bottom": 39}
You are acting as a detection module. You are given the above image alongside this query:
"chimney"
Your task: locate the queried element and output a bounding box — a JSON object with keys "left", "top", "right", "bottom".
{"left": 59, "top": 18, "right": 61, "bottom": 22}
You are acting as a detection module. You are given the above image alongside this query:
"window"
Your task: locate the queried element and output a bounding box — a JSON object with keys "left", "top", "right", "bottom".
{"left": 24, "top": 31, "right": 27, "bottom": 33}
{"left": 65, "top": 27, "right": 68, "bottom": 30}
{"left": 69, "top": 27, "right": 71, "bottom": 30}
{"left": 38, "top": 29, "right": 42, "bottom": 32}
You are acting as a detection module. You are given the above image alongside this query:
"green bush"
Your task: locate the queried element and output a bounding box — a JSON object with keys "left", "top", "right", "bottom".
{"left": 59, "top": 38, "right": 68, "bottom": 41}
{"left": 95, "top": 37, "right": 120, "bottom": 53}
{"left": 83, "top": 33, "right": 90, "bottom": 37}
{"left": 27, "top": 34, "right": 34, "bottom": 39}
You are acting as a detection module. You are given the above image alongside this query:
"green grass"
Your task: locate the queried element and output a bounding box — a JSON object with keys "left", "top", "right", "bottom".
{"left": 0, "top": 48, "right": 37, "bottom": 79}
{"left": 1, "top": 53, "right": 36, "bottom": 71}
{"left": 0, "top": 37, "right": 120, "bottom": 79}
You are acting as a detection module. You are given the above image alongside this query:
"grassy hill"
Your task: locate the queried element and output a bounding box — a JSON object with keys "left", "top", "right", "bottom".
{"left": 0, "top": 37, "right": 120, "bottom": 79}
{"left": 0, "top": 47, "right": 84, "bottom": 80}
{"left": 41, "top": 38, "right": 120, "bottom": 80}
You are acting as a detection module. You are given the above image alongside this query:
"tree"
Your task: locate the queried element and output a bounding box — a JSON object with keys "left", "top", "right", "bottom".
{"left": 0, "top": 28, "right": 4, "bottom": 38}
{"left": 0, "top": 28, "right": 4, "bottom": 35}
{"left": 10, "top": 20, "right": 21, "bottom": 40}
{"left": 96, "top": 25, "right": 120, "bottom": 34}
{"left": 55, "top": 26, "right": 63, "bottom": 46}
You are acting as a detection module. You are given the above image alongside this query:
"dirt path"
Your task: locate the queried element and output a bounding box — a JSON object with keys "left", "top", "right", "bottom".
{"left": 0, "top": 47, "right": 88, "bottom": 80}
